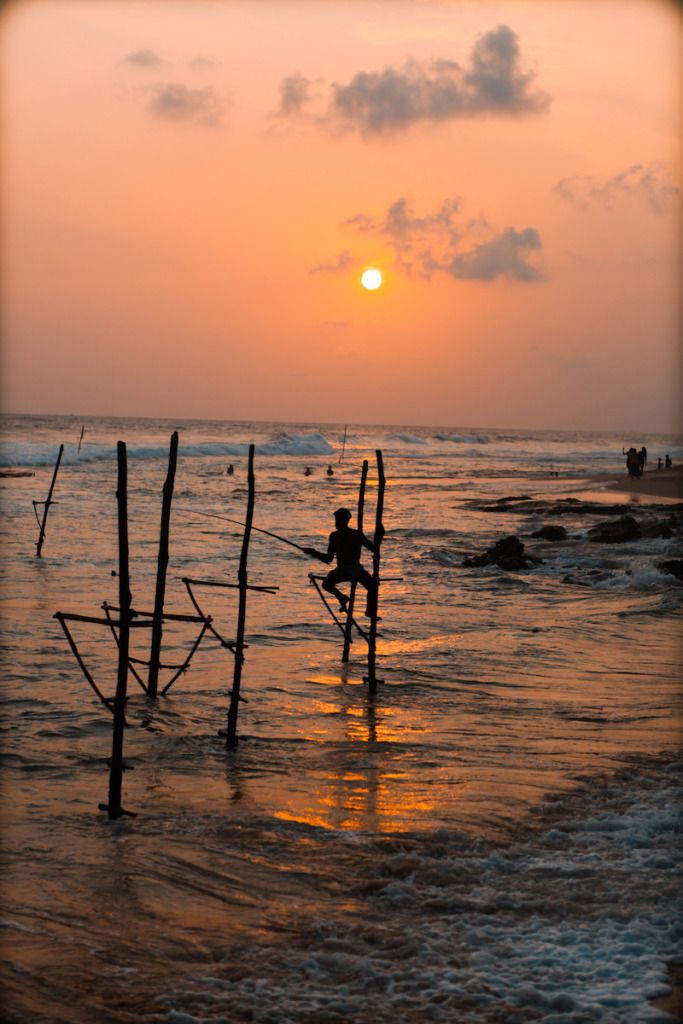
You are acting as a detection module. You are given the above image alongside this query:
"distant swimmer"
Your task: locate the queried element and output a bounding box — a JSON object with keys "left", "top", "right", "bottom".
{"left": 304, "top": 467, "right": 312, "bottom": 476}
{"left": 304, "top": 507, "right": 383, "bottom": 618}
{"left": 227, "top": 464, "right": 234, "bottom": 476}
{"left": 326, "top": 464, "right": 334, "bottom": 477}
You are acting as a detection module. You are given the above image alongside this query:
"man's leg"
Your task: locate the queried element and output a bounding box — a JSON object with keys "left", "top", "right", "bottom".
{"left": 357, "top": 568, "right": 377, "bottom": 617}
{"left": 322, "top": 569, "right": 349, "bottom": 611}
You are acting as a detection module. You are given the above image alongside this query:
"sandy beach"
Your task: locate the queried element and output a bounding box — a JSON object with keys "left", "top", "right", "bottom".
{"left": 597, "top": 464, "right": 683, "bottom": 500}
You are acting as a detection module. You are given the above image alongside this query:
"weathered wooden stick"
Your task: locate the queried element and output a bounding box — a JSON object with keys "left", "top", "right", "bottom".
{"left": 101, "top": 441, "right": 136, "bottom": 819}
{"left": 161, "top": 621, "right": 210, "bottom": 695}
{"left": 226, "top": 443, "right": 255, "bottom": 746}
{"left": 78, "top": 425, "right": 85, "bottom": 451}
{"left": 35, "top": 444, "right": 64, "bottom": 557}
{"left": 342, "top": 459, "right": 368, "bottom": 662}
{"left": 102, "top": 603, "right": 148, "bottom": 693}
{"left": 365, "top": 450, "right": 385, "bottom": 695}
{"left": 148, "top": 431, "right": 178, "bottom": 698}
{"left": 54, "top": 612, "right": 115, "bottom": 710}
{"left": 182, "top": 577, "right": 278, "bottom": 594}
{"left": 182, "top": 579, "right": 238, "bottom": 651}
{"left": 309, "top": 573, "right": 368, "bottom": 641}
{"left": 58, "top": 611, "right": 151, "bottom": 627}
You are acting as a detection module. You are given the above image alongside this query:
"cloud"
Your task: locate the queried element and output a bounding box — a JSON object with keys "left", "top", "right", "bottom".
{"left": 276, "top": 25, "right": 549, "bottom": 136}
{"left": 310, "top": 250, "right": 355, "bottom": 274}
{"left": 277, "top": 71, "right": 316, "bottom": 117}
{"left": 188, "top": 56, "right": 220, "bottom": 70}
{"left": 124, "top": 49, "right": 166, "bottom": 69}
{"left": 437, "top": 226, "right": 543, "bottom": 281}
{"left": 553, "top": 162, "right": 680, "bottom": 214}
{"left": 343, "top": 197, "right": 544, "bottom": 282}
{"left": 149, "top": 83, "right": 224, "bottom": 125}
{"left": 347, "top": 197, "right": 461, "bottom": 254}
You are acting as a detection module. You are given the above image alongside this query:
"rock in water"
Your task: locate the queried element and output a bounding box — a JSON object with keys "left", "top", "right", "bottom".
{"left": 587, "top": 515, "right": 641, "bottom": 543}
{"left": 463, "top": 535, "right": 540, "bottom": 570}
{"left": 531, "top": 525, "right": 567, "bottom": 541}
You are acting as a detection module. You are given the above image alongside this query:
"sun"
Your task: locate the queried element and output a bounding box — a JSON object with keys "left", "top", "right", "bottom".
{"left": 361, "top": 268, "right": 382, "bottom": 290}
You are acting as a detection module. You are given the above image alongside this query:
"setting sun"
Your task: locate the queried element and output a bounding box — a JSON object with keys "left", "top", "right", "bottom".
{"left": 361, "top": 269, "right": 382, "bottom": 290}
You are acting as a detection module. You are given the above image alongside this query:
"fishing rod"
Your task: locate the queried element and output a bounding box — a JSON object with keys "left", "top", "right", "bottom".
{"left": 179, "top": 508, "right": 308, "bottom": 553}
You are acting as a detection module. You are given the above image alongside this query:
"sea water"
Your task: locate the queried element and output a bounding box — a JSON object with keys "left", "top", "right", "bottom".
{"left": 1, "top": 414, "right": 682, "bottom": 1023}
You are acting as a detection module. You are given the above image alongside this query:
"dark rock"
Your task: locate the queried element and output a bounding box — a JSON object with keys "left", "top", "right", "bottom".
{"left": 658, "top": 559, "right": 683, "bottom": 581}
{"left": 641, "top": 520, "right": 675, "bottom": 539}
{"left": 587, "top": 515, "right": 641, "bottom": 543}
{"left": 463, "top": 535, "right": 541, "bottom": 571}
{"left": 531, "top": 525, "right": 568, "bottom": 541}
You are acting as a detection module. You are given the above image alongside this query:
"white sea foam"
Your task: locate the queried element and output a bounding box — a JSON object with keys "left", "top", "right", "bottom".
{"left": 157, "top": 766, "right": 682, "bottom": 1024}
{"left": 436, "top": 433, "right": 491, "bottom": 444}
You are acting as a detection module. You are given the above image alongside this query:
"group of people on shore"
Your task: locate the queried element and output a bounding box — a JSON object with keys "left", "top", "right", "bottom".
{"left": 622, "top": 446, "right": 672, "bottom": 478}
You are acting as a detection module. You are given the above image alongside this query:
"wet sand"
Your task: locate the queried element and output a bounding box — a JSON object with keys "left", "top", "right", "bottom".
{"left": 592, "top": 465, "right": 683, "bottom": 500}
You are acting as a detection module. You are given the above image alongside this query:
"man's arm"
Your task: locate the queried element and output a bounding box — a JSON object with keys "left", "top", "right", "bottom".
{"left": 303, "top": 532, "right": 336, "bottom": 564}
{"left": 362, "top": 523, "right": 384, "bottom": 552}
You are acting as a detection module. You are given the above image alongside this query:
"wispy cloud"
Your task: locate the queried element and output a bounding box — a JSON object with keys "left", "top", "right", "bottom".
{"left": 123, "top": 49, "right": 166, "bottom": 69}
{"left": 310, "top": 250, "right": 355, "bottom": 274}
{"left": 149, "top": 83, "right": 224, "bottom": 125}
{"left": 277, "top": 71, "right": 317, "bottom": 117}
{"left": 553, "top": 162, "right": 680, "bottom": 215}
{"left": 276, "top": 25, "right": 549, "bottom": 136}
{"left": 188, "top": 56, "right": 220, "bottom": 71}
{"left": 332, "top": 197, "right": 544, "bottom": 283}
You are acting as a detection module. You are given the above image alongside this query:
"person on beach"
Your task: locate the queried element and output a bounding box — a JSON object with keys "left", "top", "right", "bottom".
{"left": 304, "top": 507, "right": 383, "bottom": 618}
{"left": 623, "top": 447, "right": 641, "bottom": 478}
{"left": 639, "top": 447, "right": 647, "bottom": 474}
{"left": 665, "top": 454, "right": 672, "bottom": 469}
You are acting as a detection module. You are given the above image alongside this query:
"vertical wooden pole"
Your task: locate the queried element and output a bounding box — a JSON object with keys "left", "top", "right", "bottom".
{"left": 78, "top": 425, "right": 85, "bottom": 451}
{"left": 105, "top": 442, "right": 132, "bottom": 819}
{"left": 147, "top": 431, "right": 178, "bottom": 697}
{"left": 227, "top": 443, "right": 255, "bottom": 746}
{"left": 365, "top": 450, "right": 385, "bottom": 695}
{"left": 35, "top": 444, "right": 64, "bottom": 557}
{"left": 342, "top": 459, "right": 368, "bottom": 662}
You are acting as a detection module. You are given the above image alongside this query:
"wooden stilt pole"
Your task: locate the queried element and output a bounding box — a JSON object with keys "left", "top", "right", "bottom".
{"left": 342, "top": 459, "right": 368, "bottom": 663}
{"left": 226, "top": 443, "right": 255, "bottom": 747}
{"left": 35, "top": 444, "right": 64, "bottom": 557}
{"left": 365, "top": 450, "right": 385, "bottom": 695}
{"left": 100, "top": 441, "right": 135, "bottom": 819}
{"left": 147, "top": 431, "right": 178, "bottom": 697}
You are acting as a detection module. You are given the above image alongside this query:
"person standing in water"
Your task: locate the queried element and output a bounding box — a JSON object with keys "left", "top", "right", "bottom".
{"left": 304, "top": 507, "right": 383, "bottom": 618}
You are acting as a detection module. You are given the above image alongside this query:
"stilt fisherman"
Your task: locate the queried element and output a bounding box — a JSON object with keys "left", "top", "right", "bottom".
{"left": 304, "top": 507, "right": 383, "bottom": 618}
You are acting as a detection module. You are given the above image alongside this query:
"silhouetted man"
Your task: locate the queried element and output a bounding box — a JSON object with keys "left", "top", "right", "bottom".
{"left": 304, "top": 507, "right": 383, "bottom": 618}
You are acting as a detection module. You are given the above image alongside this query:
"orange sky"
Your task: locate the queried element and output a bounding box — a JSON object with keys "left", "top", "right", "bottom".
{"left": 1, "top": 0, "right": 681, "bottom": 431}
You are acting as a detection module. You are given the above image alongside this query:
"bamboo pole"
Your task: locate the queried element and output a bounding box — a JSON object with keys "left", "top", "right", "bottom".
{"left": 35, "top": 444, "right": 64, "bottom": 557}
{"left": 147, "top": 431, "right": 178, "bottom": 697}
{"left": 226, "top": 443, "right": 255, "bottom": 746}
{"left": 100, "top": 441, "right": 135, "bottom": 819}
{"left": 342, "top": 459, "right": 368, "bottom": 662}
{"left": 365, "top": 450, "right": 385, "bottom": 694}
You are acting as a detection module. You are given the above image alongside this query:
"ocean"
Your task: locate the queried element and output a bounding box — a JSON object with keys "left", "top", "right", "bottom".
{"left": 1, "top": 414, "right": 682, "bottom": 1023}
